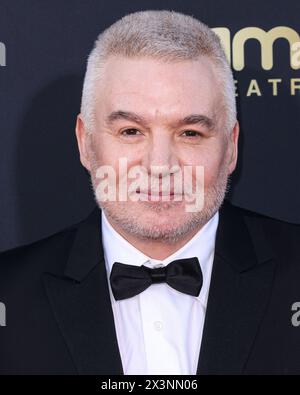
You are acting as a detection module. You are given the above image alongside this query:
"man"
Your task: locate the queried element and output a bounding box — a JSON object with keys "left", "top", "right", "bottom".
{"left": 1, "top": 10, "right": 300, "bottom": 375}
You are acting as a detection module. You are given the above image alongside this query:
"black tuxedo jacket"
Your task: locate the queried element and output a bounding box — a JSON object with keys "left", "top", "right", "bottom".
{"left": 1, "top": 200, "right": 300, "bottom": 375}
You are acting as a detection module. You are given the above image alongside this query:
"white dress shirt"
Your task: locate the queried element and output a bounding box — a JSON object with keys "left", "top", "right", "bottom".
{"left": 101, "top": 210, "right": 219, "bottom": 375}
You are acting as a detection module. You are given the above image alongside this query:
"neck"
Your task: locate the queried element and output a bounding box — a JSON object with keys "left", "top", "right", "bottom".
{"left": 105, "top": 218, "right": 204, "bottom": 260}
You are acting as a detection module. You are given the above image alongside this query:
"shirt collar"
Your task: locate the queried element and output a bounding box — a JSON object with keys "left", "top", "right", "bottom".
{"left": 101, "top": 209, "right": 219, "bottom": 304}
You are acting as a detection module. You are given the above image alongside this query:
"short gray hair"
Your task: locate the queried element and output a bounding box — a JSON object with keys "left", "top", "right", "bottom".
{"left": 80, "top": 10, "right": 236, "bottom": 134}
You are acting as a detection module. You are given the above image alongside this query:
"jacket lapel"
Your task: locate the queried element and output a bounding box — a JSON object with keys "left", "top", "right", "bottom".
{"left": 43, "top": 206, "right": 124, "bottom": 375}
{"left": 197, "top": 201, "right": 277, "bottom": 374}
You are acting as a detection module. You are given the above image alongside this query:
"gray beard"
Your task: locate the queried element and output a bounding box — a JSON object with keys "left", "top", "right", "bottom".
{"left": 89, "top": 164, "right": 230, "bottom": 245}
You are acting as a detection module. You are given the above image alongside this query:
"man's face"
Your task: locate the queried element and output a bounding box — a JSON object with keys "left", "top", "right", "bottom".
{"left": 76, "top": 56, "right": 239, "bottom": 242}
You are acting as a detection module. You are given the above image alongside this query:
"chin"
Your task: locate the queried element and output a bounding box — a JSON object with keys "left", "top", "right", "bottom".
{"left": 100, "top": 200, "right": 192, "bottom": 226}
{"left": 137, "top": 207, "right": 188, "bottom": 226}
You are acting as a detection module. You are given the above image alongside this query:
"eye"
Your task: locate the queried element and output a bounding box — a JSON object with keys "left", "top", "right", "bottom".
{"left": 182, "top": 130, "right": 202, "bottom": 137}
{"left": 120, "top": 128, "right": 142, "bottom": 136}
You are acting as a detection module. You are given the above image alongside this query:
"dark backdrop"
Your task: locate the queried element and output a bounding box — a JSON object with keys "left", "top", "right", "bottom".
{"left": 0, "top": 0, "right": 299, "bottom": 251}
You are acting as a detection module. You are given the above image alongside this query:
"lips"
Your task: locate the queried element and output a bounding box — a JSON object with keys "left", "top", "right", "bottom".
{"left": 139, "top": 190, "right": 173, "bottom": 196}
{"left": 136, "top": 187, "right": 183, "bottom": 198}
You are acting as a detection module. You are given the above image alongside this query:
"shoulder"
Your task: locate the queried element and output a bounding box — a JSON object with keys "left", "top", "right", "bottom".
{"left": 0, "top": 207, "right": 99, "bottom": 279}
{"left": 222, "top": 199, "right": 300, "bottom": 259}
{"left": 224, "top": 199, "right": 300, "bottom": 234}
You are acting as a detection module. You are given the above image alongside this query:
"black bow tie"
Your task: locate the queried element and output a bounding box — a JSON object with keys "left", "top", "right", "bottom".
{"left": 109, "top": 257, "right": 203, "bottom": 301}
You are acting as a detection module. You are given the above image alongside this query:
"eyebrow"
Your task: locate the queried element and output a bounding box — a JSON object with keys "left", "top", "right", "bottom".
{"left": 105, "top": 110, "right": 216, "bottom": 131}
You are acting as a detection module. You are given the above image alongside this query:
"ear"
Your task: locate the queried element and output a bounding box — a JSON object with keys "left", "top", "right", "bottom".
{"left": 75, "top": 114, "right": 92, "bottom": 172}
{"left": 227, "top": 120, "right": 239, "bottom": 175}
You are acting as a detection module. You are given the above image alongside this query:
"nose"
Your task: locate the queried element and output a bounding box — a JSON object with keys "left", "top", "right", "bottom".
{"left": 141, "top": 130, "right": 179, "bottom": 177}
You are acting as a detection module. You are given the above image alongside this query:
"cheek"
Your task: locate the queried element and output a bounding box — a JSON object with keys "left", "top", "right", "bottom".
{"left": 187, "top": 145, "right": 228, "bottom": 187}
{"left": 91, "top": 138, "right": 145, "bottom": 188}
{"left": 90, "top": 134, "right": 121, "bottom": 168}
{"left": 205, "top": 150, "right": 229, "bottom": 186}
